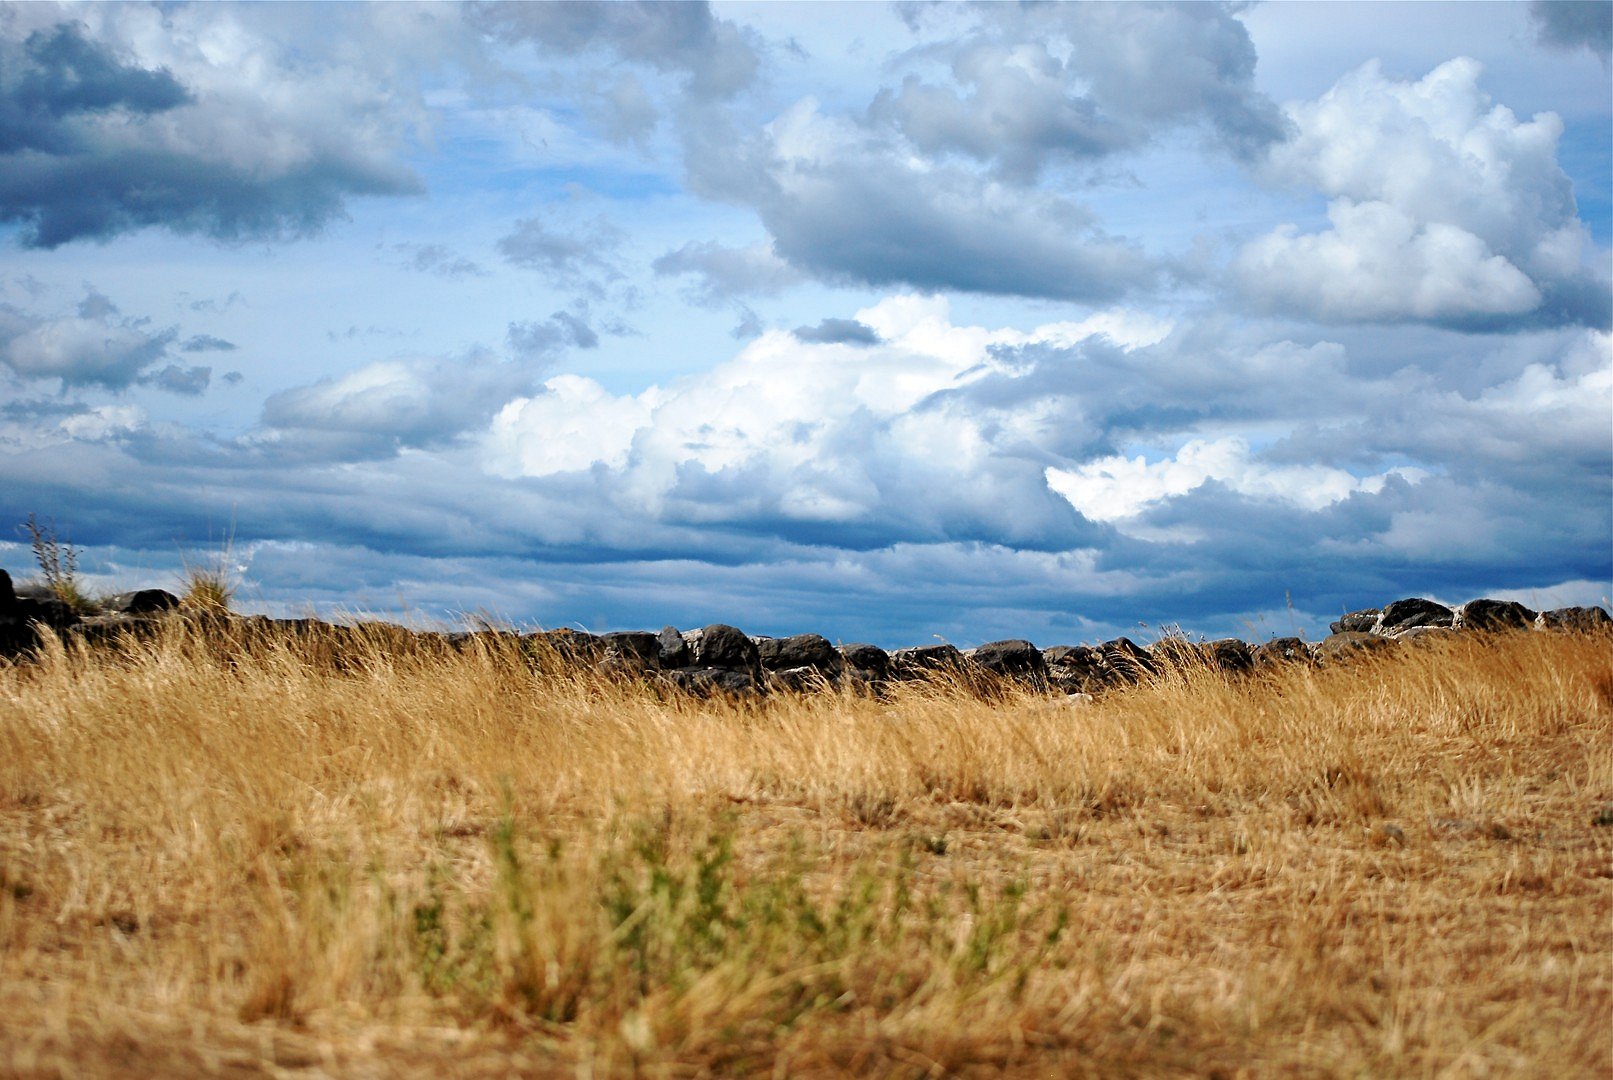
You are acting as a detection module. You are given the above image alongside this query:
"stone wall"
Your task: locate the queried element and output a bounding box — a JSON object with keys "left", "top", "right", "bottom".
{"left": 1, "top": 566, "right": 1607, "bottom": 698}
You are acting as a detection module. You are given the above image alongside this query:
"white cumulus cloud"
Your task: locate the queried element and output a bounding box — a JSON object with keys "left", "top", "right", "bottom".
{"left": 1236, "top": 58, "right": 1606, "bottom": 328}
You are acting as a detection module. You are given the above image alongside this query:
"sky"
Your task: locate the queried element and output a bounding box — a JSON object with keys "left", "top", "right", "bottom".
{"left": 0, "top": 0, "right": 1609, "bottom": 648}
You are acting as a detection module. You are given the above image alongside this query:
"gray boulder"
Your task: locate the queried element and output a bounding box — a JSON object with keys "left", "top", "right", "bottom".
{"left": 524, "top": 628, "right": 602, "bottom": 661}
{"left": 837, "top": 642, "right": 891, "bottom": 680}
{"left": 970, "top": 639, "right": 1047, "bottom": 688}
{"left": 1375, "top": 598, "right": 1453, "bottom": 635}
{"left": 656, "top": 626, "right": 691, "bottom": 667}
{"left": 766, "top": 666, "right": 836, "bottom": 692}
{"left": 1535, "top": 606, "right": 1613, "bottom": 633}
{"left": 1317, "top": 631, "right": 1395, "bottom": 661}
{"left": 1043, "top": 645, "right": 1112, "bottom": 693}
{"left": 754, "top": 632, "right": 842, "bottom": 675}
{"left": 1151, "top": 637, "right": 1210, "bottom": 672}
{"left": 1398, "top": 625, "right": 1459, "bottom": 644}
{"left": 600, "top": 631, "right": 662, "bottom": 670}
{"left": 104, "top": 588, "right": 179, "bottom": 615}
{"left": 1252, "top": 636, "right": 1315, "bottom": 667}
{"left": 1100, "top": 637, "right": 1157, "bottom": 683}
{"left": 1208, "top": 638, "right": 1254, "bottom": 674}
{"left": 660, "top": 667, "right": 759, "bottom": 696}
{"left": 1452, "top": 599, "right": 1535, "bottom": 633}
{"left": 1329, "top": 609, "right": 1381, "bottom": 634}
{"left": 891, "top": 643, "right": 965, "bottom": 678}
{"left": 681, "top": 624, "right": 761, "bottom": 675}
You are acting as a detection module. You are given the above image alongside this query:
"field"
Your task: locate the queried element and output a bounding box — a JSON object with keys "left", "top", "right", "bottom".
{"left": 1, "top": 623, "right": 1610, "bottom": 1078}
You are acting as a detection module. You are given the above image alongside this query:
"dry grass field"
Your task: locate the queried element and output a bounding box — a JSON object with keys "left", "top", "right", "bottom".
{"left": 1, "top": 621, "right": 1609, "bottom": 1078}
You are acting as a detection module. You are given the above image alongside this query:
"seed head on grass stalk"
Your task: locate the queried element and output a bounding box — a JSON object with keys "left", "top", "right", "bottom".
{"left": 19, "top": 512, "right": 98, "bottom": 615}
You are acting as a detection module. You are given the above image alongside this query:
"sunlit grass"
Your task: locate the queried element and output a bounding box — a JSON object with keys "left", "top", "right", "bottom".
{"left": 1, "top": 622, "right": 1608, "bottom": 1076}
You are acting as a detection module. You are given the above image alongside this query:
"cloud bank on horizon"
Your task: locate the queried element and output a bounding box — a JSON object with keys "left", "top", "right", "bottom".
{"left": 0, "top": 0, "right": 1608, "bottom": 646}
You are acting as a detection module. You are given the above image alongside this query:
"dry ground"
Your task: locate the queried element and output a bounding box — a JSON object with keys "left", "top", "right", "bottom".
{"left": 1, "top": 623, "right": 1609, "bottom": 1078}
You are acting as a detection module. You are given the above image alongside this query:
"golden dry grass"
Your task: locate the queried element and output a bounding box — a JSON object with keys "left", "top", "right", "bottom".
{"left": 1, "top": 622, "right": 1609, "bottom": 1078}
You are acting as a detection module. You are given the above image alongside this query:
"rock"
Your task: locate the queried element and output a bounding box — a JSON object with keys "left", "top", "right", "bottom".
{"left": 970, "top": 639, "right": 1047, "bottom": 688}
{"left": 891, "top": 643, "right": 965, "bottom": 678}
{"left": 1208, "top": 638, "right": 1253, "bottom": 674}
{"left": 1535, "top": 606, "right": 1613, "bottom": 633}
{"left": 656, "top": 626, "right": 691, "bottom": 668}
{"left": 1317, "top": 631, "right": 1395, "bottom": 661}
{"left": 1043, "top": 645, "right": 1112, "bottom": 693}
{"left": 754, "top": 633, "right": 842, "bottom": 675}
{"left": 1251, "top": 636, "right": 1314, "bottom": 667}
{"left": 837, "top": 643, "right": 891, "bottom": 680}
{"left": 1374, "top": 597, "right": 1453, "bottom": 635}
{"left": 1151, "top": 637, "right": 1210, "bottom": 671}
{"left": 766, "top": 665, "right": 834, "bottom": 692}
{"left": 1452, "top": 598, "right": 1536, "bottom": 633}
{"left": 12, "top": 583, "right": 55, "bottom": 602}
{"left": 14, "top": 594, "right": 75, "bottom": 630}
{"left": 600, "top": 631, "right": 662, "bottom": 670}
{"left": 104, "top": 589, "right": 179, "bottom": 615}
{"left": 524, "top": 628, "right": 602, "bottom": 661}
{"left": 681, "top": 624, "right": 761, "bottom": 675}
{"left": 660, "top": 667, "right": 759, "bottom": 696}
{"left": 0, "top": 568, "right": 14, "bottom": 612}
{"left": 1397, "top": 625, "right": 1458, "bottom": 645}
{"left": 1100, "top": 637, "right": 1157, "bottom": 683}
{"left": 1330, "top": 608, "right": 1381, "bottom": 634}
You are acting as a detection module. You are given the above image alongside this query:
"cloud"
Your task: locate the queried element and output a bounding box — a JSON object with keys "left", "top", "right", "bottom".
{"left": 1530, "top": 1, "right": 1612, "bottom": 60}
{"left": 694, "top": 99, "right": 1157, "bottom": 302}
{"left": 0, "top": 21, "right": 189, "bottom": 153}
{"left": 0, "top": 301, "right": 1606, "bottom": 645}
{"left": 1235, "top": 200, "right": 1543, "bottom": 325}
{"left": 0, "top": 288, "right": 176, "bottom": 391}
{"left": 497, "top": 212, "right": 624, "bottom": 296}
{"left": 1046, "top": 436, "right": 1429, "bottom": 533}
{"left": 792, "top": 318, "right": 880, "bottom": 346}
{"left": 874, "top": 2, "right": 1286, "bottom": 180}
{"left": 259, "top": 349, "right": 539, "bottom": 458}
{"left": 180, "top": 334, "right": 236, "bottom": 353}
{"left": 140, "top": 364, "right": 211, "bottom": 396}
{"left": 396, "top": 242, "right": 488, "bottom": 279}
{"left": 0, "top": 8, "right": 427, "bottom": 248}
{"left": 471, "top": 0, "right": 761, "bottom": 100}
{"left": 507, "top": 310, "right": 601, "bottom": 358}
{"left": 1237, "top": 58, "right": 1609, "bottom": 329}
{"left": 652, "top": 239, "right": 804, "bottom": 304}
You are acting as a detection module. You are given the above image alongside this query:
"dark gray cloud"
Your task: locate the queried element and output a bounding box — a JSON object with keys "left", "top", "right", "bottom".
{"left": 793, "top": 318, "right": 880, "bottom": 346}
{"left": 471, "top": 0, "right": 760, "bottom": 99}
{"left": 0, "top": 21, "right": 189, "bottom": 154}
{"left": 0, "top": 17, "right": 422, "bottom": 248}
{"left": 1531, "top": 0, "right": 1613, "bottom": 59}
{"left": 180, "top": 334, "right": 237, "bottom": 353}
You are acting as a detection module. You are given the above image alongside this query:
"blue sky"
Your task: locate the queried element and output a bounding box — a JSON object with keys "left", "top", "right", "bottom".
{"left": 1, "top": 0, "right": 1609, "bottom": 647}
